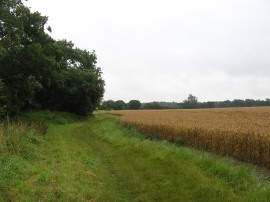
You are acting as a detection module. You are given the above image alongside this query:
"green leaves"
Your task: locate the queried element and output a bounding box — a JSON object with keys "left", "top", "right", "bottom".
{"left": 0, "top": 0, "right": 104, "bottom": 115}
{"left": 38, "top": 68, "right": 104, "bottom": 116}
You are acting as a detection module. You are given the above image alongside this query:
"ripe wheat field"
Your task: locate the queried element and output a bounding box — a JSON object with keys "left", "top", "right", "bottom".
{"left": 110, "top": 107, "right": 270, "bottom": 168}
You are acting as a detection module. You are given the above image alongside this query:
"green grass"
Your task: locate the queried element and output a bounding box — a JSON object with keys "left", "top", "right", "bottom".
{"left": 1, "top": 111, "right": 270, "bottom": 201}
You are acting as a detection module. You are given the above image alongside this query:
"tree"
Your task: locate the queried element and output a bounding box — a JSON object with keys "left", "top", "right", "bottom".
{"left": 182, "top": 94, "right": 198, "bottom": 109}
{"left": 143, "top": 102, "right": 161, "bottom": 109}
{"left": 0, "top": 0, "right": 59, "bottom": 113}
{"left": 114, "top": 100, "right": 126, "bottom": 110}
{"left": 99, "top": 100, "right": 115, "bottom": 110}
{"left": 37, "top": 68, "right": 104, "bottom": 115}
{"left": 218, "top": 100, "right": 231, "bottom": 108}
{"left": 128, "top": 100, "right": 141, "bottom": 110}
{"left": 0, "top": 0, "right": 49, "bottom": 114}
{"left": 35, "top": 41, "right": 104, "bottom": 115}
{"left": 245, "top": 99, "right": 256, "bottom": 107}
{"left": 100, "top": 100, "right": 127, "bottom": 110}
{"left": 232, "top": 99, "right": 245, "bottom": 107}
{"left": 266, "top": 98, "right": 270, "bottom": 106}
{"left": 0, "top": 0, "right": 105, "bottom": 115}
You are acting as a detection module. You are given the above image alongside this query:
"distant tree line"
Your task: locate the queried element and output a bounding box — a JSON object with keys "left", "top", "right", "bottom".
{"left": 100, "top": 95, "right": 270, "bottom": 110}
{"left": 177, "top": 94, "right": 270, "bottom": 109}
{"left": 0, "top": 0, "right": 104, "bottom": 116}
{"left": 100, "top": 100, "right": 142, "bottom": 110}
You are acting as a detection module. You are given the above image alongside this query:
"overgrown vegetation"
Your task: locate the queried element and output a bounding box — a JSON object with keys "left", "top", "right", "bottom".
{"left": 0, "top": 0, "right": 104, "bottom": 116}
{"left": 0, "top": 110, "right": 81, "bottom": 157}
{"left": 0, "top": 116, "right": 44, "bottom": 198}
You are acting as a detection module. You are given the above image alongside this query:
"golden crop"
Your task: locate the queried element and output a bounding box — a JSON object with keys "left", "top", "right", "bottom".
{"left": 110, "top": 107, "right": 270, "bottom": 168}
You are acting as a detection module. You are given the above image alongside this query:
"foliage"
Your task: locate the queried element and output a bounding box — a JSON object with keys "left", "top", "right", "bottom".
{"left": 99, "top": 100, "right": 115, "bottom": 110}
{"left": 100, "top": 100, "right": 126, "bottom": 110}
{"left": 182, "top": 94, "right": 199, "bottom": 109}
{"left": 114, "top": 100, "right": 126, "bottom": 110}
{"left": 0, "top": 0, "right": 49, "bottom": 114}
{"left": 0, "top": 0, "right": 104, "bottom": 116}
{"left": 20, "top": 110, "right": 83, "bottom": 127}
{"left": 128, "top": 100, "right": 141, "bottom": 110}
{"left": 37, "top": 68, "right": 104, "bottom": 115}
{"left": 178, "top": 95, "right": 270, "bottom": 109}
{"left": 142, "top": 101, "right": 161, "bottom": 109}
{"left": 100, "top": 97, "right": 270, "bottom": 111}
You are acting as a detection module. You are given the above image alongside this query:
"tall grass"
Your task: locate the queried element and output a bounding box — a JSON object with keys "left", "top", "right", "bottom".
{"left": 0, "top": 110, "right": 83, "bottom": 156}
{"left": 0, "top": 119, "right": 45, "bottom": 156}
{"left": 0, "top": 110, "right": 81, "bottom": 201}
{"left": 0, "top": 117, "right": 47, "bottom": 200}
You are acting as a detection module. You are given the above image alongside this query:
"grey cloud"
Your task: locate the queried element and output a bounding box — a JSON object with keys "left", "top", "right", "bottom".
{"left": 25, "top": 0, "right": 270, "bottom": 102}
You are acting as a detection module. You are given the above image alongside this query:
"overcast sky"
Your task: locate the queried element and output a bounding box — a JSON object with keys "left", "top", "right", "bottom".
{"left": 25, "top": 0, "right": 270, "bottom": 102}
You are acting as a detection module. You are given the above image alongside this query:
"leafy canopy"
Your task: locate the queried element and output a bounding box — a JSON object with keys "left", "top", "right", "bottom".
{"left": 0, "top": 0, "right": 104, "bottom": 116}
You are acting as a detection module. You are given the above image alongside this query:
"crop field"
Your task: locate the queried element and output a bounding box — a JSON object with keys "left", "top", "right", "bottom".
{"left": 110, "top": 107, "right": 270, "bottom": 168}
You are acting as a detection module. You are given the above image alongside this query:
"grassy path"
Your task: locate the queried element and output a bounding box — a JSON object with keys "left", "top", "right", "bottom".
{"left": 3, "top": 112, "right": 270, "bottom": 201}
